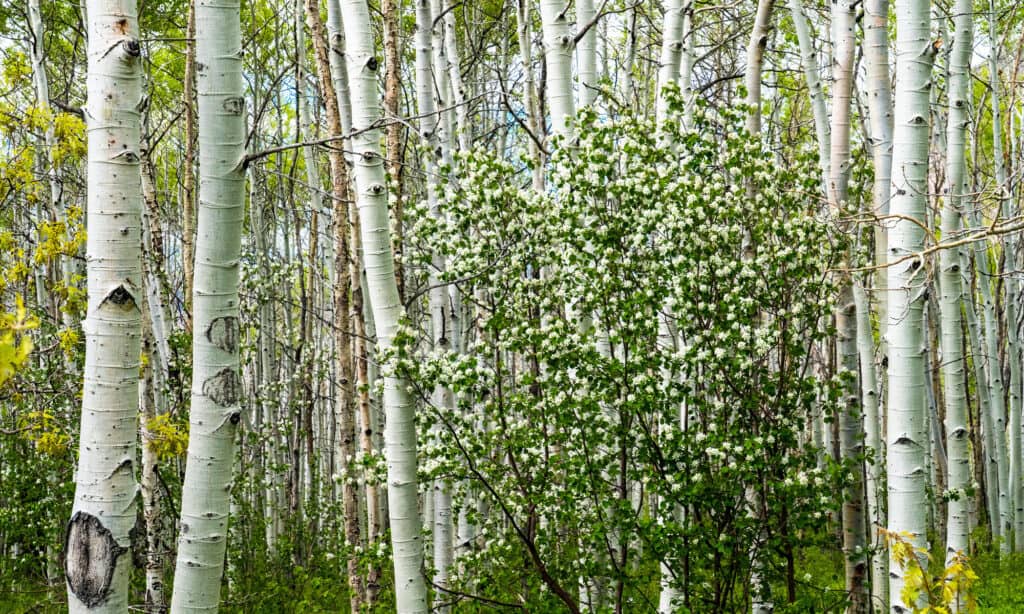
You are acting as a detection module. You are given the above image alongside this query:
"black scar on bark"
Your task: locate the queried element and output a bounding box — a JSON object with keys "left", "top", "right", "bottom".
{"left": 206, "top": 316, "right": 239, "bottom": 353}
{"left": 203, "top": 368, "right": 241, "bottom": 407}
{"left": 102, "top": 285, "right": 136, "bottom": 312}
{"left": 222, "top": 96, "right": 244, "bottom": 115}
{"left": 63, "top": 511, "right": 128, "bottom": 608}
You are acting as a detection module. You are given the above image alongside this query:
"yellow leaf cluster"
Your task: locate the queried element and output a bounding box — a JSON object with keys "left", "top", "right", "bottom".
{"left": 17, "top": 410, "right": 69, "bottom": 456}
{"left": 53, "top": 113, "right": 86, "bottom": 164}
{"left": 0, "top": 297, "right": 37, "bottom": 387}
{"left": 58, "top": 327, "right": 80, "bottom": 358}
{"left": 144, "top": 413, "right": 189, "bottom": 460}
{"left": 1, "top": 51, "right": 30, "bottom": 87}
{"left": 881, "top": 529, "right": 979, "bottom": 614}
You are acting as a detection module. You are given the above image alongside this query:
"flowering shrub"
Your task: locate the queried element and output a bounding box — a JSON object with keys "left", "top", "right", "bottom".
{"left": 404, "top": 91, "right": 845, "bottom": 611}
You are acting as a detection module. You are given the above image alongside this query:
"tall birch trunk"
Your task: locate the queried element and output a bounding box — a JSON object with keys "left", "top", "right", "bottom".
{"left": 655, "top": 0, "right": 686, "bottom": 125}
{"left": 64, "top": 1, "right": 144, "bottom": 611}
{"left": 862, "top": 0, "right": 892, "bottom": 603}
{"left": 988, "top": 0, "right": 1020, "bottom": 551}
{"left": 865, "top": 0, "right": 893, "bottom": 356}
{"left": 303, "top": 0, "right": 363, "bottom": 605}
{"left": 830, "top": 0, "right": 867, "bottom": 606}
{"left": 540, "top": 0, "right": 576, "bottom": 141}
{"left": 170, "top": 0, "right": 247, "bottom": 607}
{"left": 941, "top": 0, "right": 972, "bottom": 570}
{"left": 413, "top": 0, "right": 455, "bottom": 601}
{"left": 576, "top": 0, "right": 598, "bottom": 108}
{"left": 341, "top": 1, "right": 428, "bottom": 610}
{"left": 785, "top": 0, "right": 829, "bottom": 188}
{"left": 744, "top": 0, "right": 775, "bottom": 137}
{"left": 886, "top": 0, "right": 935, "bottom": 605}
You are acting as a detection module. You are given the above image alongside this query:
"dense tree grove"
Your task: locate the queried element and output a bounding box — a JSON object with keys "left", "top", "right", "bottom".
{"left": 1, "top": 0, "right": 1024, "bottom": 612}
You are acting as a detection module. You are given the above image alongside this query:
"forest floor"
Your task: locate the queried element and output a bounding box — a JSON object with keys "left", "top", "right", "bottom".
{"left": 2, "top": 551, "right": 1023, "bottom": 612}
{"left": 794, "top": 544, "right": 1023, "bottom": 612}
{"left": 974, "top": 552, "right": 1024, "bottom": 612}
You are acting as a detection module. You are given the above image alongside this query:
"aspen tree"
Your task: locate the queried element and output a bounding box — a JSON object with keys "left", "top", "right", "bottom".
{"left": 941, "top": 0, "right": 973, "bottom": 571}
{"left": 170, "top": 0, "right": 247, "bottom": 607}
{"left": 539, "top": 0, "right": 576, "bottom": 140}
{"left": 64, "top": 1, "right": 144, "bottom": 611}
{"left": 886, "top": 0, "right": 935, "bottom": 605}
{"left": 341, "top": 1, "right": 429, "bottom": 610}
{"left": 830, "top": 0, "right": 867, "bottom": 606}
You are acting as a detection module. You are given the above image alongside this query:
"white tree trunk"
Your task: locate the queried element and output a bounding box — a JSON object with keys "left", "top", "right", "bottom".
{"left": 415, "top": 0, "right": 455, "bottom": 603}
{"left": 886, "top": 0, "right": 934, "bottom": 605}
{"left": 987, "top": 0, "right": 1020, "bottom": 552}
{"left": 864, "top": 0, "right": 893, "bottom": 358}
{"left": 785, "top": 0, "right": 829, "bottom": 188}
{"left": 655, "top": 0, "right": 686, "bottom": 125}
{"left": 975, "top": 228, "right": 1009, "bottom": 547}
{"left": 325, "top": 0, "right": 355, "bottom": 138}
{"left": 341, "top": 1, "right": 429, "bottom": 610}
{"left": 441, "top": 1, "right": 471, "bottom": 152}
{"left": 170, "top": 0, "right": 247, "bottom": 608}
{"left": 65, "top": 1, "right": 144, "bottom": 611}
{"left": 744, "top": 0, "right": 775, "bottom": 137}
{"left": 830, "top": 0, "right": 867, "bottom": 605}
{"left": 576, "top": 0, "right": 598, "bottom": 108}
{"left": 941, "top": 0, "right": 972, "bottom": 570}
{"left": 853, "top": 281, "right": 886, "bottom": 605}
{"left": 540, "top": 0, "right": 576, "bottom": 140}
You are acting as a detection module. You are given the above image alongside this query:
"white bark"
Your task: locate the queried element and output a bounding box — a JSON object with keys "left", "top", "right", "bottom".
{"left": 941, "top": 0, "right": 972, "bottom": 569}
{"left": 170, "top": 0, "right": 247, "bottom": 607}
{"left": 540, "top": 0, "right": 576, "bottom": 141}
{"left": 886, "top": 0, "right": 934, "bottom": 605}
{"left": 576, "top": 0, "right": 598, "bottom": 108}
{"left": 961, "top": 251, "right": 1000, "bottom": 534}
{"left": 441, "top": 1, "right": 471, "bottom": 152}
{"left": 988, "top": 0, "right": 1020, "bottom": 552}
{"left": 785, "top": 0, "right": 829, "bottom": 188}
{"left": 341, "top": 1, "right": 428, "bottom": 610}
{"left": 864, "top": 0, "right": 893, "bottom": 351}
{"left": 65, "top": 1, "right": 144, "bottom": 611}
{"left": 975, "top": 227, "right": 1010, "bottom": 547}
{"left": 415, "top": 0, "right": 454, "bottom": 602}
{"left": 744, "top": 0, "right": 775, "bottom": 137}
{"left": 655, "top": 0, "right": 686, "bottom": 125}
{"left": 830, "top": 0, "right": 867, "bottom": 604}
{"left": 853, "top": 281, "right": 886, "bottom": 605}
{"left": 325, "top": 0, "right": 355, "bottom": 138}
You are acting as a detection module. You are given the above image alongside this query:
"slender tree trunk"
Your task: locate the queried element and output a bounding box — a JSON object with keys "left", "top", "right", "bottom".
{"left": 988, "top": 0, "right": 1020, "bottom": 552}
{"left": 886, "top": 0, "right": 935, "bottom": 605}
{"left": 515, "top": 0, "right": 545, "bottom": 191}
{"left": 302, "top": 0, "right": 363, "bottom": 607}
{"left": 382, "top": 0, "right": 405, "bottom": 302}
{"left": 539, "top": 0, "right": 576, "bottom": 141}
{"left": 181, "top": 0, "right": 197, "bottom": 326}
{"left": 414, "top": 0, "right": 455, "bottom": 603}
{"left": 862, "top": 0, "right": 893, "bottom": 602}
{"left": 576, "top": 0, "right": 598, "bottom": 108}
{"left": 341, "top": 1, "right": 428, "bottom": 610}
{"left": 830, "top": 0, "right": 867, "bottom": 606}
{"left": 941, "top": 0, "right": 973, "bottom": 572}
{"left": 744, "top": 0, "right": 775, "bottom": 137}
{"left": 64, "top": 1, "right": 144, "bottom": 611}
{"left": 785, "top": 0, "right": 829, "bottom": 188}
{"left": 655, "top": 0, "right": 686, "bottom": 125}
{"left": 140, "top": 310, "right": 166, "bottom": 613}
{"left": 865, "top": 0, "right": 893, "bottom": 368}
{"left": 962, "top": 250, "right": 1001, "bottom": 535}
{"left": 170, "top": 0, "right": 247, "bottom": 607}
